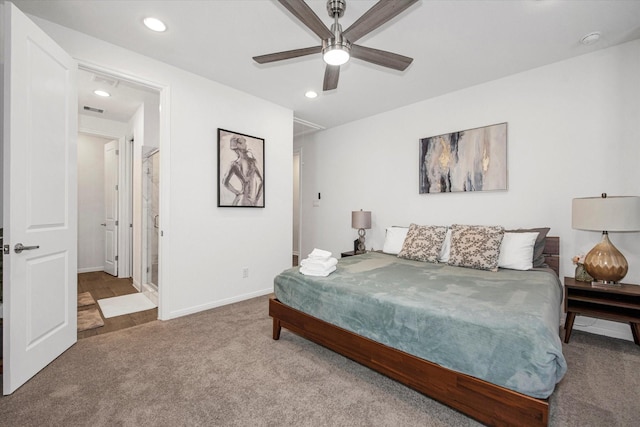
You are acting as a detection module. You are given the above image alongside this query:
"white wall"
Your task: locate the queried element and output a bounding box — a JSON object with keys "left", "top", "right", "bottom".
{"left": 77, "top": 133, "right": 111, "bottom": 272}
{"left": 130, "top": 104, "right": 144, "bottom": 289}
{"left": 292, "top": 151, "right": 300, "bottom": 256}
{"left": 0, "top": 2, "right": 4, "bottom": 230}
{"left": 296, "top": 39, "right": 640, "bottom": 341}
{"left": 33, "top": 17, "right": 293, "bottom": 320}
{"left": 79, "top": 114, "right": 129, "bottom": 137}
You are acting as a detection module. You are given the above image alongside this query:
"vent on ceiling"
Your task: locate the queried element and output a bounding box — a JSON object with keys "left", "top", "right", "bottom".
{"left": 91, "top": 73, "right": 119, "bottom": 88}
{"left": 83, "top": 106, "right": 104, "bottom": 114}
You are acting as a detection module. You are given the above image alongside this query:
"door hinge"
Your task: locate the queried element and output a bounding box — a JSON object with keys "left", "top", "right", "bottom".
{"left": 146, "top": 267, "right": 150, "bottom": 273}
{"left": 115, "top": 184, "right": 118, "bottom": 191}
{"left": 116, "top": 149, "right": 119, "bottom": 155}
{"left": 115, "top": 220, "right": 119, "bottom": 226}
{"left": 115, "top": 255, "right": 119, "bottom": 261}
{"left": 3, "top": 245, "right": 9, "bottom": 255}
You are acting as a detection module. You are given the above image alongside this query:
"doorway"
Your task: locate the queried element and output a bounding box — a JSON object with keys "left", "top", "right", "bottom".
{"left": 76, "top": 65, "right": 162, "bottom": 327}
{"left": 77, "top": 133, "right": 119, "bottom": 275}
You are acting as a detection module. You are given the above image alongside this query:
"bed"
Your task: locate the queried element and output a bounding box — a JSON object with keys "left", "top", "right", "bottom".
{"left": 270, "top": 233, "right": 564, "bottom": 426}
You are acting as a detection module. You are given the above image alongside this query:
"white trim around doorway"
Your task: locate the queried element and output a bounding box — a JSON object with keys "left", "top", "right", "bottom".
{"left": 77, "top": 60, "right": 171, "bottom": 321}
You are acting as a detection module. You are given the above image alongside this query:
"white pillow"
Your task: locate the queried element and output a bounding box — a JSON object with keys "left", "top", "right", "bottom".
{"left": 382, "top": 226, "right": 409, "bottom": 255}
{"left": 438, "top": 228, "right": 452, "bottom": 262}
{"left": 498, "top": 232, "right": 539, "bottom": 270}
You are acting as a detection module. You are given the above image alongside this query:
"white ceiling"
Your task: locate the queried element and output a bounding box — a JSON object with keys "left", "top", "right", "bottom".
{"left": 12, "top": 0, "right": 640, "bottom": 132}
{"left": 77, "top": 68, "right": 159, "bottom": 123}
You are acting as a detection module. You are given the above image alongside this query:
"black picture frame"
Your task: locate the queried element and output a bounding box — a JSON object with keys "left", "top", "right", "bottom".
{"left": 217, "top": 128, "right": 265, "bottom": 208}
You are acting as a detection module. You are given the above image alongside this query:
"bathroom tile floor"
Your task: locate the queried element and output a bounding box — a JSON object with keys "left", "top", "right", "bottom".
{"left": 78, "top": 272, "right": 157, "bottom": 340}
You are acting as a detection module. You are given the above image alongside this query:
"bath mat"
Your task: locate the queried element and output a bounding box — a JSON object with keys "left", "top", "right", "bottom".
{"left": 78, "top": 292, "right": 96, "bottom": 307}
{"left": 97, "top": 293, "right": 157, "bottom": 318}
{"left": 77, "top": 307, "right": 104, "bottom": 332}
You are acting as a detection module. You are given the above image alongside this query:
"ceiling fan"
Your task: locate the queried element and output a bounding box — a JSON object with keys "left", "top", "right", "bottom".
{"left": 253, "top": 0, "right": 418, "bottom": 91}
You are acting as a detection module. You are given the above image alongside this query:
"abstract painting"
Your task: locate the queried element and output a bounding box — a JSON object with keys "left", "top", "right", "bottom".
{"left": 217, "top": 128, "right": 265, "bottom": 207}
{"left": 419, "top": 123, "right": 507, "bottom": 194}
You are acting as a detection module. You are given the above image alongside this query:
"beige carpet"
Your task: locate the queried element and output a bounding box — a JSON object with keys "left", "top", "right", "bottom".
{"left": 1, "top": 295, "right": 638, "bottom": 426}
{"left": 77, "top": 292, "right": 96, "bottom": 307}
{"left": 76, "top": 307, "right": 104, "bottom": 332}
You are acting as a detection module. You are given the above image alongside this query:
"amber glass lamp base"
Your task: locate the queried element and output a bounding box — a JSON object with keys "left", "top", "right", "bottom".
{"left": 584, "top": 232, "right": 628, "bottom": 284}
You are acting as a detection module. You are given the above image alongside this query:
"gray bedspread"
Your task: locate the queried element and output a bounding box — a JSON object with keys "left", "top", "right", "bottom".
{"left": 273, "top": 252, "right": 567, "bottom": 398}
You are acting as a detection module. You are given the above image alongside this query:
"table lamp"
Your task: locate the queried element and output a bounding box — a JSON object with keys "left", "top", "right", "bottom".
{"left": 572, "top": 194, "right": 640, "bottom": 284}
{"left": 352, "top": 210, "right": 371, "bottom": 253}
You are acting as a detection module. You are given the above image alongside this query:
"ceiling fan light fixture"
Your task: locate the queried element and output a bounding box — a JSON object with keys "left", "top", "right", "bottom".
{"left": 252, "top": 0, "right": 418, "bottom": 90}
{"left": 323, "top": 47, "right": 349, "bottom": 66}
{"left": 322, "top": 39, "right": 351, "bottom": 66}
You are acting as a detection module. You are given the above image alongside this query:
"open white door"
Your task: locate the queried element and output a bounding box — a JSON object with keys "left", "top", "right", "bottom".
{"left": 104, "top": 139, "right": 118, "bottom": 276}
{"left": 2, "top": 2, "right": 78, "bottom": 394}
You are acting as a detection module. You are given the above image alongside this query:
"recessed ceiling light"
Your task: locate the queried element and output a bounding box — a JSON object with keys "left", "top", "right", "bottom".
{"left": 580, "top": 32, "right": 601, "bottom": 46}
{"left": 305, "top": 91, "right": 318, "bottom": 99}
{"left": 144, "top": 17, "right": 167, "bottom": 32}
{"left": 94, "top": 90, "right": 111, "bottom": 97}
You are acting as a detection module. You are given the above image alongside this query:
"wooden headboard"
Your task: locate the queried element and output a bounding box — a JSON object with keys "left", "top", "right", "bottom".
{"left": 543, "top": 236, "right": 560, "bottom": 277}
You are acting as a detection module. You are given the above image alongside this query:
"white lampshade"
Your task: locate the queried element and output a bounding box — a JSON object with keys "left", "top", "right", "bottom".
{"left": 352, "top": 210, "right": 372, "bottom": 229}
{"left": 572, "top": 196, "right": 640, "bottom": 232}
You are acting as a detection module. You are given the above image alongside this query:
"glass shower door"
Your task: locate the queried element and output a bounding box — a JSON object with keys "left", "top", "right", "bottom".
{"left": 144, "top": 149, "right": 160, "bottom": 289}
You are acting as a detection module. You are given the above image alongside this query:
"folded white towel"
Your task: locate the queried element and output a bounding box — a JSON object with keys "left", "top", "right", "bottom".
{"left": 300, "top": 265, "right": 337, "bottom": 277}
{"left": 300, "top": 257, "right": 338, "bottom": 271}
{"left": 307, "top": 248, "right": 332, "bottom": 260}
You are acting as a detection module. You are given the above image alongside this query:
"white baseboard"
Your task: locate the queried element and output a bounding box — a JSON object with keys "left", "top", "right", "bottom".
{"left": 164, "top": 287, "right": 273, "bottom": 320}
{"left": 77, "top": 266, "right": 104, "bottom": 273}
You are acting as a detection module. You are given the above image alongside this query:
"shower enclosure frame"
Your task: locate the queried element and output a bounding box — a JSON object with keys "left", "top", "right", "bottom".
{"left": 142, "top": 147, "right": 160, "bottom": 299}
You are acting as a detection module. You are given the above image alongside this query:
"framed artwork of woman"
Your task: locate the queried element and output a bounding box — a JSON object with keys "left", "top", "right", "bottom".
{"left": 217, "top": 129, "right": 265, "bottom": 208}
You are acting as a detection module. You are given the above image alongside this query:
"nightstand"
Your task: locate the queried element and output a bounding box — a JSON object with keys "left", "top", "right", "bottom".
{"left": 341, "top": 251, "right": 365, "bottom": 258}
{"left": 564, "top": 276, "right": 640, "bottom": 345}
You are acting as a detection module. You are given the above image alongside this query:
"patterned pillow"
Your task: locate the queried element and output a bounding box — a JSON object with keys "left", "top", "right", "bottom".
{"left": 448, "top": 224, "right": 505, "bottom": 271}
{"left": 397, "top": 224, "right": 448, "bottom": 263}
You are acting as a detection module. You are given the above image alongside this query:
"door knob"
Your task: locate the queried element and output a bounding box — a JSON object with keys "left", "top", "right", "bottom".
{"left": 14, "top": 243, "right": 40, "bottom": 253}
{"left": 100, "top": 223, "right": 106, "bottom": 226}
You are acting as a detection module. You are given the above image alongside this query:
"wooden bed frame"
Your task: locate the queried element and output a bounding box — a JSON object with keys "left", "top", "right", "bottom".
{"left": 269, "top": 237, "right": 560, "bottom": 427}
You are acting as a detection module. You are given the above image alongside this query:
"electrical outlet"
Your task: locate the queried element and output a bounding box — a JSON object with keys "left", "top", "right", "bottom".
{"left": 242, "top": 267, "right": 249, "bottom": 278}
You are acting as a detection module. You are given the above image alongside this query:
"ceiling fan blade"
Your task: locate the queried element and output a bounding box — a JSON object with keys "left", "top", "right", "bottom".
{"left": 343, "top": 0, "right": 419, "bottom": 43}
{"left": 253, "top": 46, "right": 322, "bottom": 64}
{"left": 350, "top": 44, "right": 413, "bottom": 71}
{"left": 278, "top": 0, "right": 333, "bottom": 40}
{"left": 323, "top": 65, "right": 340, "bottom": 91}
